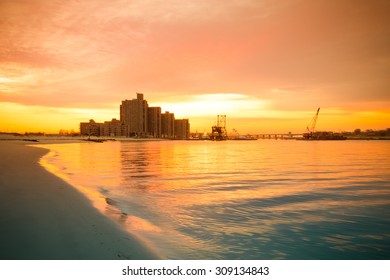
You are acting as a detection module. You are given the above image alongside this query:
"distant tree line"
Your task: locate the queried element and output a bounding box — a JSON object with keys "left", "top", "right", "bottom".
{"left": 342, "top": 128, "right": 390, "bottom": 138}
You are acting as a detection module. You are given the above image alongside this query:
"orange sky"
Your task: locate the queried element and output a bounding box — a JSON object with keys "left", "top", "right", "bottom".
{"left": 0, "top": 0, "right": 389, "bottom": 134}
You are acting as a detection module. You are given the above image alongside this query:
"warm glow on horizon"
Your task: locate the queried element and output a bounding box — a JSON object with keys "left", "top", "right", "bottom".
{"left": 153, "top": 93, "right": 269, "bottom": 118}
{"left": 1, "top": 99, "right": 390, "bottom": 135}
{"left": 0, "top": 102, "right": 118, "bottom": 133}
{"left": 0, "top": 0, "right": 389, "bottom": 134}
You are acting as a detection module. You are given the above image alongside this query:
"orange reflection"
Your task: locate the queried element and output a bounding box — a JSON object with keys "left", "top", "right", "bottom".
{"left": 36, "top": 140, "right": 390, "bottom": 258}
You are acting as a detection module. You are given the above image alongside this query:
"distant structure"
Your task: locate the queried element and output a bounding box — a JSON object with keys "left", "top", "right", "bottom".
{"left": 211, "top": 115, "right": 227, "bottom": 141}
{"left": 161, "top": 111, "right": 175, "bottom": 139}
{"left": 174, "top": 119, "right": 190, "bottom": 140}
{"left": 120, "top": 93, "right": 148, "bottom": 137}
{"left": 101, "top": 118, "right": 127, "bottom": 137}
{"left": 147, "top": 107, "right": 162, "bottom": 138}
{"left": 301, "top": 107, "right": 346, "bottom": 140}
{"left": 80, "top": 119, "right": 102, "bottom": 136}
{"left": 303, "top": 107, "right": 320, "bottom": 139}
{"left": 79, "top": 93, "right": 191, "bottom": 139}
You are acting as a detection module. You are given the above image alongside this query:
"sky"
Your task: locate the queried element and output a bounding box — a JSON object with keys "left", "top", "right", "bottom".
{"left": 0, "top": 0, "right": 389, "bottom": 134}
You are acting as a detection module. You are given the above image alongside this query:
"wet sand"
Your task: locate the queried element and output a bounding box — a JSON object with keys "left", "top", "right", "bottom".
{"left": 0, "top": 141, "right": 159, "bottom": 259}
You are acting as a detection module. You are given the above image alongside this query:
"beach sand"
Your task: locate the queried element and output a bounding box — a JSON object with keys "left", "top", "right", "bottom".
{"left": 0, "top": 141, "right": 159, "bottom": 259}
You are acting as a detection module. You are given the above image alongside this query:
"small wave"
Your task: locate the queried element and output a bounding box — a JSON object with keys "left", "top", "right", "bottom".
{"left": 105, "top": 197, "right": 118, "bottom": 206}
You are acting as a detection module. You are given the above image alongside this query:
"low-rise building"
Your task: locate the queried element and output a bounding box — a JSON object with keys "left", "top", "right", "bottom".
{"left": 80, "top": 119, "right": 102, "bottom": 136}
{"left": 101, "top": 119, "right": 127, "bottom": 137}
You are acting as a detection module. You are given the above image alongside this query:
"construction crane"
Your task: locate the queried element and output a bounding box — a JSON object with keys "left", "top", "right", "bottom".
{"left": 303, "top": 107, "right": 320, "bottom": 139}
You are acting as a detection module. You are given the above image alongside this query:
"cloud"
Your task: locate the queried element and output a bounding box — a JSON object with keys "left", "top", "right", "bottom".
{"left": 0, "top": 0, "right": 389, "bottom": 115}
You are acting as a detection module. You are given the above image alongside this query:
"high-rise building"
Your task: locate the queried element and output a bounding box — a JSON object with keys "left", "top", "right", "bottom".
{"left": 161, "top": 111, "right": 175, "bottom": 138}
{"left": 174, "top": 119, "right": 190, "bottom": 139}
{"left": 80, "top": 119, "right": 102, "bottom": 136}
{"left": 120, "top": 93, "right": 148, "bottom": 137}
{"left": 80, "top": 93, "right": 191, "bottom": 139}
{"left": 147, "top": 107, "right": 161, "bottom": 138}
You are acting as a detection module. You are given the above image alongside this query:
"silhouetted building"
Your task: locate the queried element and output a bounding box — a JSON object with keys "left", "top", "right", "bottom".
{"left": 80, "top": 93, "right": 191, "bottom": 139}
{"left": 174, "top": 119, "right": 190, "bottom": 139}
{"left": 161, "top": 111, "right": 175, "bottom": 138}
{"left": 101, "top": 119, "right": 127, "bottom": 137}
{"left": 80, "top": 119, "right": 102, "bottom": 136}
{"left": 120, "top": 93, "right": 148, "bottom": 137}
{"left": 147, "top": 107, "right": 161, "bottom": 138}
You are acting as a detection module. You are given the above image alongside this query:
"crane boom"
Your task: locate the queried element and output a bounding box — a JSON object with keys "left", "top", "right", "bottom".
{"left": 310, "top": 107, "right": 320, "bottom": 133}
{"left": 304, "top": 107, "right": 320, "bottom": 139}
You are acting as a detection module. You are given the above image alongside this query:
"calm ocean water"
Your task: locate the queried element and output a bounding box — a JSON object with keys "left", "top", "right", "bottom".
{"left": 39, "top": 140, "right": 390, "bottom": 259}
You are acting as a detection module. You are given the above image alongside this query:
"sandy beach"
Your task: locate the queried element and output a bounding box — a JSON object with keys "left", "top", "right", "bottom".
{"left": 0, "top": 140, "right": 159, "bottom": 260}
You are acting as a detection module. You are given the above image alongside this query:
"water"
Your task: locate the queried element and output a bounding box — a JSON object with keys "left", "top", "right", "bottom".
{"left": 38, "top": 140, "right": 390, "bottom": 259}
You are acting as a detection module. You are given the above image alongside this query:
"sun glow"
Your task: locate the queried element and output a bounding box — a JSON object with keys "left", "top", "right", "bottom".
{"left": 0, "top": 77, "right": 17, "bottom": 83}
{"left": 153, "top": 93, "right": 270, "bottom": 118}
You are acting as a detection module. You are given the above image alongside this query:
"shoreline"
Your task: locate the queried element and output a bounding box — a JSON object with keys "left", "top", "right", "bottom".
{"left": 0, "top": 140, "right": 160, "bottom": 260}
{"left": 1, "top": 134, "right": 390, "bottom": 143}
